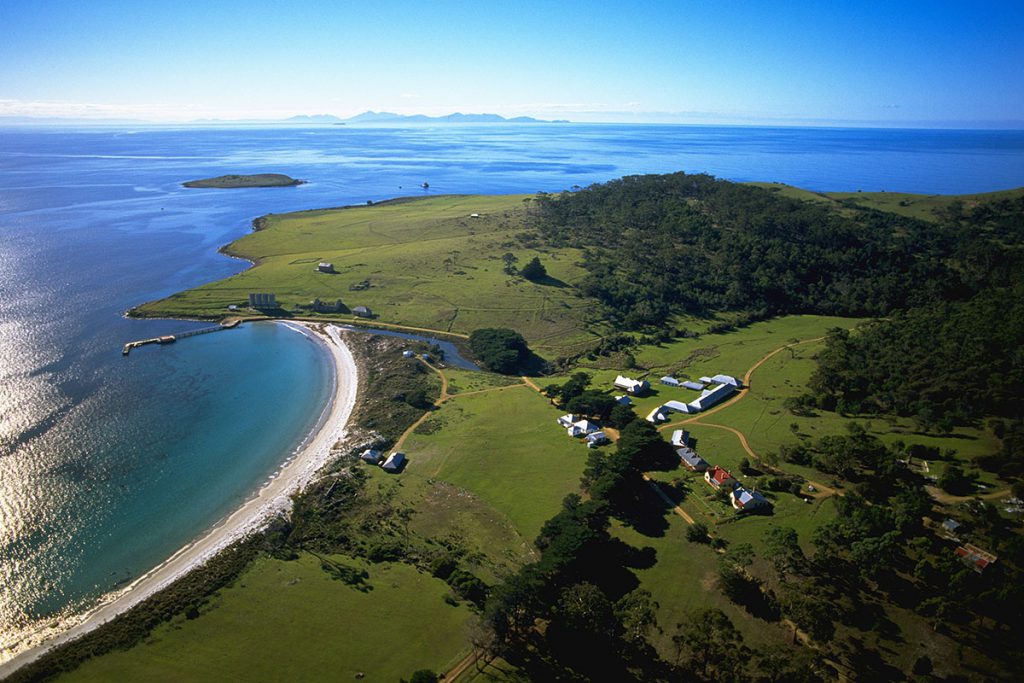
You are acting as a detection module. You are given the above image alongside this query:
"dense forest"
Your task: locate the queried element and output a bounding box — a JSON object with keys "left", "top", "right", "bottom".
{"left": 532, "top": 173, "right": 1023, "bottom": 329}
{"left": 804, "top": 288, "right": 1024, "bottom": 426}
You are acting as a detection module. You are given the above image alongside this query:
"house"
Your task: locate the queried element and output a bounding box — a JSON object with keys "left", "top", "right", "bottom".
{"left": 353, "top": 305, "right": 373, "bottom": 318}
{"left": 317, "top": 262, "right": 335, "bottom": 273}
{"left": 712, "top": 374, "right": 742, "bottom": 387}
{"left": 688, "top": 383, "right": 737, "bottom": 412}
{"left": 586, "top": 431, "right": 610, "bottom": 448}
{"left": 730, "top": 486, "right": 770, "bottom": 512}
{"left": 677, "top": 448, "right": 708, "bottom": 472}
{"left": 705, "top": 465, "right": 735, "bottom": 490}
{"left": 955, "top": 544, "right": 997, "bottom": 573}
{"left": 941, "top": 518, "right": 962, "bottom": 536}
{"left": 360, "top": 448, "right": 383, "bottom": 464}
{"left": 613, "top": 375, "right": 650, "bottom": 395}
{"left": 570, "top": 419, "right": 601, "bottom": 436}
{"left": 614, "top": 395, "right": 632, "bottom": 406}
{"left": 381, "top": 452, "right": 406, "bottom": 472}
{"left": 681, "top": 380, "right": 704, "bottom": 391}
{"left": 670, "top": 429, "right": 690, "bottom": 447}
{"left": 660, "top": 376, "right": 681, "bottom": 387}
{"left": 557, "top": 413, "right": 577, "bottom": 428}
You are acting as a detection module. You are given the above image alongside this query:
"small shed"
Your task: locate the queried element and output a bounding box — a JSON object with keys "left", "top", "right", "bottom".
{"left": 382, "top": 452, "right": 406, "bottom": 472}
{"left": 317, "top": 262, "right": 335, "bottom": 273}
{"left": 353, "top": 305, "right": 372, "bottom": 318}
{"left": 660, "top": 376, "right": 681, "bottom": 387}
{"left": 586, "top": 431, "right": 610, "bottom": 448}
{"left": 614, "top": 395, "right": 632, "bottom": 406}
{"left": 402, "top": 350, "right": 415, "bottom": 358}
{"left": 360, "top": 448, "right": 383, "bottom": 464}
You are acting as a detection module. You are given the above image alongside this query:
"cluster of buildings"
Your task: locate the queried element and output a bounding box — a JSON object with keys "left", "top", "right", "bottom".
{"left": 645, "top": 374, "right": 743, "bottom": 423}
{"left": 556, "top": 413, "right": 610, "bottom": 447}
{"left": 671, "top": 429, "right": 769, "bottom": 513}
{"left": 360, "top": 448, "right": 406, "bottom": 473}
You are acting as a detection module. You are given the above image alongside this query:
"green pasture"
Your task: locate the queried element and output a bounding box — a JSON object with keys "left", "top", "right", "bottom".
{"left": 60, "top": 554, "right": 473, "bottom": 683}
{"left": 136, "top": 195, "right": 604, "bottom": 358}
{"left": 402, "top": 385, "right": 588, "bottom": 542}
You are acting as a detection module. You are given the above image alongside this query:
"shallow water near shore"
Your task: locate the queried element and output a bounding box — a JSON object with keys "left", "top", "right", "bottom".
{"left": 1, "top": 123, "right": 1023, "bottom": 660}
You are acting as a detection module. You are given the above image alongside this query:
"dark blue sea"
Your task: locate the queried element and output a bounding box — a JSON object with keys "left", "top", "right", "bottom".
{"left": 1, "top": 123, "right": 1022, "bottom": 659}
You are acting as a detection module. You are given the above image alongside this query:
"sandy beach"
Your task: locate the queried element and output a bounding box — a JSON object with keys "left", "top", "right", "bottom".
{"left": 0, "top": 322, "right": 358, "bottom": 678}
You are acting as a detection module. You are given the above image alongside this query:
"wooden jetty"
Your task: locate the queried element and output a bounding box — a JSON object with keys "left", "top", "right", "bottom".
{"left": 122, "top": 320, "right": 240, "bottom": 356}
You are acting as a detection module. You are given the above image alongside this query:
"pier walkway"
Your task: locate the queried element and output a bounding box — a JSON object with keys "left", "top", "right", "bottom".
{"left": 122, "top": 320, "right": 240, "bottom": 355}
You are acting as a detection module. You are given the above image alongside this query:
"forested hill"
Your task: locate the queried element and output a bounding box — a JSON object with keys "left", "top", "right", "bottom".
{"left": 532, "top": 173, "right": 1024, "bottom": 329}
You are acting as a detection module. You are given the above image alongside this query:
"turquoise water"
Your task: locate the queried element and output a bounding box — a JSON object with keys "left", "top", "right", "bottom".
{"left": 1, "top": 123, "right": 1022, "bottom": 658}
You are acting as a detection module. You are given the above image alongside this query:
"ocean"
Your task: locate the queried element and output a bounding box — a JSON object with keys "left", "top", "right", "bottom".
{"left": 1, "top": 122, "right": 1023, "bottom": 659}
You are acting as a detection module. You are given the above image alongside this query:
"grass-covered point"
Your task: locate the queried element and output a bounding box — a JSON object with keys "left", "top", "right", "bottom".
{"left": 134, "top": 195, "right": 600, "bottom": 359}
{"left": 182, "top": 173, "right": 304, "bottom": 188}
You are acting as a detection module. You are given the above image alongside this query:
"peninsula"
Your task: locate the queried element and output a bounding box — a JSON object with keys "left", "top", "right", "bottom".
{"left": 183, "top": 173, "right": 305, "bottom": 188}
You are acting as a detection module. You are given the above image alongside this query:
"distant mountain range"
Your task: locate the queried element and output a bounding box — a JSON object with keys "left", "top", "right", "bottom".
{"left": 0, "top": 111, "right": 568, "bottom": 126}
{"left": 287, "top": 111, "right": 568, "bottom": 124}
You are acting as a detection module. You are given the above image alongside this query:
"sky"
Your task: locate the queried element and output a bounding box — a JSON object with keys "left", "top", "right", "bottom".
{"left": 1, "top": 0, "right": 1022, "bottom": 127}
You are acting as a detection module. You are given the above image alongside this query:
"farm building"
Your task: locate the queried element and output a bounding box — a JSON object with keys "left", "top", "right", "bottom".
{"left": 645, "top": 407, "right": 669, "bottom": 423}
{"left": 353, "top": 305, "right": 373, "bottom": 318}
{"left": 613, "top": 375, "right": 650, "bottom": 395}
{"left": 586, "top": 431, "right": 610, "bottom": 448}
{"left": 689, "top": 383, "right": 737, "bottom": 412}
{"left": 730, "top": 487, "right": 770, "bottom": 512}
{"left": 681, "top": 380, "right": 704, "bottom": 391}
{"left": 360, "top": 449, "right": 383, "bottom": 464}
{"left": 955, "top": 544, "right": 997, "bottom": 573}
{"left": 557, "top": 414, "right": 577, "bottom": 428}
{"left": 614, "top": 395, "right": 632, "bottom": 406}
{"left": 317, "top": 262, "right": 335, "bottom": 273}
{"left": 248, "top": 292, "right": 277, "bottom": 308}
{"left": 712, "top": 374, "right": 742, "bottom": 387}
{"left": 402, "top": 350, "right": 415, "bottom": 358}
{"left": 568, "top": 419, "right": 601, "bottom": 437}
{"left": 670, "top": 429, "right": 690, "bottom": 447}
{"left": 677, "top": 448, "right": 708, "bottom": 472}
{"left": 660, "top": 376, "right": 680, "bottom": 387}
{"left": 705, "top": 465, "right": 736, "bottom": 490}
{"left": 382, "top": 452, "right": 406, "bottom": 472}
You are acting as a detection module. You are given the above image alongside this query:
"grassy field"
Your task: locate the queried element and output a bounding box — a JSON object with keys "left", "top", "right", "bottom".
{"left": 402, "top": 385, "right": 589, "bottom": 543}
{"left": 136, "top": 195, "right": 604, "bottom": 358}
{"left": 747, "top": 181, "right": 1024, "bottom": 223}
{"left": 60, "top": 554, "right": 473, "bottom": 683}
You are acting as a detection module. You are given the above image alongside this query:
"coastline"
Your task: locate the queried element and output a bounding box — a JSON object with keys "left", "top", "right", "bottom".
{"left": 0, "top": 322, "right": 358, "bottom": 678}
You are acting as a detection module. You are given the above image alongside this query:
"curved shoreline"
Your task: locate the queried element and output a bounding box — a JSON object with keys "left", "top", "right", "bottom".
{"left": 0, "top": 322, "right": 358, "bottom": 678}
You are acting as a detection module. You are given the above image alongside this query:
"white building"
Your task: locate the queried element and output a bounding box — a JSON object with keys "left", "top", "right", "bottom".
{"left": 586, "top": 431, "right": 610, "bottom": 448}
{"left": 660, "top": 376, "right": 680, "bottom": 387}
{"left": 712, "top": 374, "right": 742, "bottom": 387}
{"left": 557, "top": 413, "right": 577, "bottom": 428}
{"left": 613, "top": 375, "right": 650, "bottom": 395}
{"left": 689, "top": 383, "right": 737, "bottom": 412}
{"left": 730, "top": 487, "right": 770, "bottom": 512}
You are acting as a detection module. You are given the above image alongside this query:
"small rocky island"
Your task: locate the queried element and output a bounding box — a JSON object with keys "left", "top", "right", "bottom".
{"left": 183, "top": 173, "right": 305, "bottom": 188}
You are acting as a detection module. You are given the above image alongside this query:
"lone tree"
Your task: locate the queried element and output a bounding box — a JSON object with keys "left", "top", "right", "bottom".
{"left": 520, "top": 256, "right": 547, "bottom": 281}
{"left": 502, "top": 252, "right": 518, "bottom": 275}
